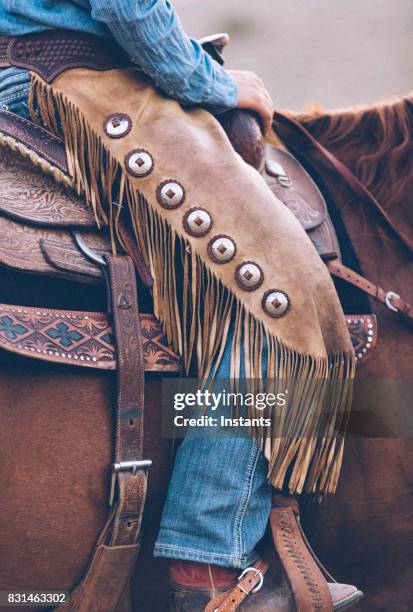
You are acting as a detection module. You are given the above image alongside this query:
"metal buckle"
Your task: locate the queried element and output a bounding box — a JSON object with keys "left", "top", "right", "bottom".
{"left": 385, "top": 291, "right": 400, "bottom": 313}
{"left": 237, "top": 566, "right": 264, "bottom": 594}
{"left": 109, "top": 459, "right": 152, "bottom": 506}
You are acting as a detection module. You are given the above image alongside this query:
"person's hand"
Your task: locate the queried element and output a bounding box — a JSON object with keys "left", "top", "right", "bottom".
{"left": 227, "top": 70, "right": 274, "bottom": 135}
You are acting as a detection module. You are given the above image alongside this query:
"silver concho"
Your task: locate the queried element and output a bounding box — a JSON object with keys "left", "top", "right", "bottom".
{"left": 125, "top": 149, "right": 154, "bottom": 177}
{"left": 157, "top": 180, "right": 185, "bottom": 209}
{"left": 208, "top": 235, "right": 236, "bottom": 264}
{"left": 104, "top": 113, "right": 132, "bottom": 138}
{"left": 262, "top": 290, "right": 290, "bottom": 317}
{"left": 183, "top": 207, "right": 212, "bottom": 237}
{"left": 235, "top": 261, "right": 264, "bottom": 291}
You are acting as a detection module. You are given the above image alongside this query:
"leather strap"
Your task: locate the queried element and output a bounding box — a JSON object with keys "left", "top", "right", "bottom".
{"left": 205, "top": 560, "right": 269, "bottom": 612}
{"left": 118, "top": 217, "right": 154, "bottom": 288}
{"left": 57, "top": 256, "right": 148, "bottom": 611}
{"left": 328, "top": 259, "right": 413, "bottom": 322}
{"left": 270, "top": 506, "right": 333, "bottom": 612}
{"left": 104, "top": 254, "right": 149, "bottom": 546}
{"left": 57, "top": 512, "right": 138, "bottom": 612}
{"left": 273, "top": 111, "right": 413, "bottom": 255}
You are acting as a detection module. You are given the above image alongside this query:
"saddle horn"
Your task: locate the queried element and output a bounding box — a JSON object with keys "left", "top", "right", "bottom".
{"left": 218, "top": 108, "right": 265, "bottom": 172}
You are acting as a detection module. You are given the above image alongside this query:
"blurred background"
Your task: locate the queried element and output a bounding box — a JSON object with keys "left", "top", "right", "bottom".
{"left": 175, "top": 0, "right": 412, "bottom": 111}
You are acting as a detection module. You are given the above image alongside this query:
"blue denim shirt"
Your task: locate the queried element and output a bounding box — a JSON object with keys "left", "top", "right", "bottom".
{"left": 0, "top": 0, "right": 238, "bottom": 113}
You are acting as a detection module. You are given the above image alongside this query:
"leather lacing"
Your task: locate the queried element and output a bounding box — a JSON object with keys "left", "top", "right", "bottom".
{"left": 279, "top": 510, "right": 326, "bottom": 611}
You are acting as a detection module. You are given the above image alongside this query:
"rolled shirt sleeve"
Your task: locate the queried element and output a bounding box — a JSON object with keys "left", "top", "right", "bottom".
{"left": 89, "top": 0, "right": 238, "bottom": 114}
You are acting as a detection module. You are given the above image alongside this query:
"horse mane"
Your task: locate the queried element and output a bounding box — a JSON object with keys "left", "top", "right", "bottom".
{"left": 296, "top": 95, "right": 413, "bottom": 210}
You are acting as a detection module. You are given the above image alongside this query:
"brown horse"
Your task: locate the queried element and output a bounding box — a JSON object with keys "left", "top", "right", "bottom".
{"left": 0, "top": 96, "right": 412, "bottom": 612}
{"left": 295, "top": 96, "right": 413, "bottom": 612}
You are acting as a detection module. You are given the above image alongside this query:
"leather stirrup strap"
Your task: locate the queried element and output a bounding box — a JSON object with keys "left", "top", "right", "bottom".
{"left": 327, "top": 259, "right": 413, "bottom": 322}
{"left": 270, "top": 506, "right": 333, "bottom": 612}
{"left": 57, "top": 255, "right": 147, "bottom": 611}
{"left": 117, "top": 216, "right": 154, "bottom": 288}
{"left": 205, "top": 560, "right": 269, "bottom": 612}
{"left": 58, "top": 513, "right": 138, "bottom": 612}
{"left": 272, "top": 111, "right": 413, "bottom": 255}
{"left": 104, "top": 254, "right": 148, "bottom": 546}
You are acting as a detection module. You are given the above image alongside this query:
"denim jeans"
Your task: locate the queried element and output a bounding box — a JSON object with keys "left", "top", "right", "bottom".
{"left": 154, "top": 334, "right": 272, "bottom": 569}
{"left": 0, "top": 67, "right": 31, "bottom": 119}
{"left": 1, "top": 72, "right": 273, "bottom": 569}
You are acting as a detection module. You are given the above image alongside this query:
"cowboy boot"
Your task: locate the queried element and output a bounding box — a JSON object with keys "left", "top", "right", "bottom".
{"left": 170, "top": 559, "right": 291, "bottom": 612}
{"left": 169, "top": 559, "right": 363, "bottom": 611}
